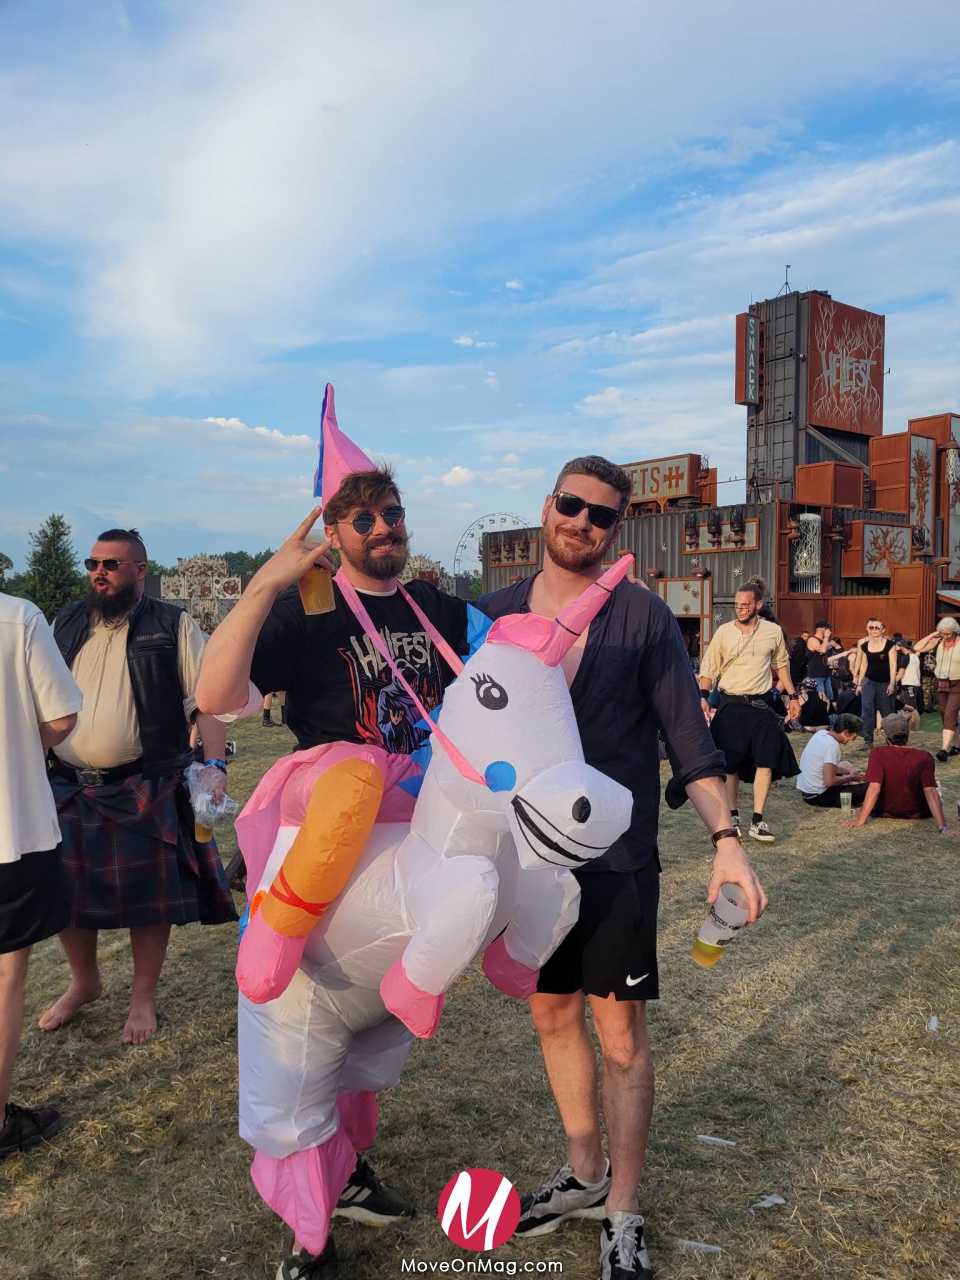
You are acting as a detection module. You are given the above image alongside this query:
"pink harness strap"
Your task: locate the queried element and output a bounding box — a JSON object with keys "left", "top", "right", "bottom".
{"left": 396, "top": 583, "right": 464, "bottom": 677}
{"left": 334, "top": 570, "right": 486, "bottom": 787}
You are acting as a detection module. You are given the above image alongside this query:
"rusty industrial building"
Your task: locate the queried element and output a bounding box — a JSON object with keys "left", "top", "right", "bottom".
{"left": 481, "top": 288, "right": 960, "bottom": 662}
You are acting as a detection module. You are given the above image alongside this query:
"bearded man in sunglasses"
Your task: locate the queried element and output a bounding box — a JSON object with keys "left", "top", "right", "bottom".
{"left": 478, "top": 456, "right": 767, "bottom": 1280}
{"left": 40, "top": 529, "right": 237, "bottom": 1045}
{"left": 197, "top": 467, "right": 470, "bottom": 1251}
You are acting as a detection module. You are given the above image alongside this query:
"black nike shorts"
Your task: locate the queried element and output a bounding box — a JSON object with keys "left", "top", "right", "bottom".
{"left": 536, "top": 858, "right": 660, "bottom": 1002}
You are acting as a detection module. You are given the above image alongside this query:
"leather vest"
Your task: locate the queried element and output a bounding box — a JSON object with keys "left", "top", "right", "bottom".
{"left": 54, "top": 595, "right": 194, "bottom": 779}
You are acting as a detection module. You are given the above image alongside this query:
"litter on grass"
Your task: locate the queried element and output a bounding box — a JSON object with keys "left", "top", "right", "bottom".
{"left": 677, "top": 1239, "right": 723, "bottom": 1255}
{"left": 697, "top": 1134, "right": 737, "bottom": 1147}
{"left": 927, "top": 1016, "right": 939, "bottom": 1031}
{"left": 749, "top": 1194, "right": 786, "bottom": 1212}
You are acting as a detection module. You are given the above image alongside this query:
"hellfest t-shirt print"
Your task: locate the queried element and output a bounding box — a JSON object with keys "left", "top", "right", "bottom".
{"left": 251, "top": 579, "right": 468, "bottom": 755}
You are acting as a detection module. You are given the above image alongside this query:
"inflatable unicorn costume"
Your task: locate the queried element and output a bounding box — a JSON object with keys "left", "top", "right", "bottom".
{"left": 234, "top": 388, "right": 634, "bottom": 1254}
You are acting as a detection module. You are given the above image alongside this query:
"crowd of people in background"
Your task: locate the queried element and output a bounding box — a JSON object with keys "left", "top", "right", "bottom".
{"left": 694, "top": 596, "right": 960, "bottom": 838}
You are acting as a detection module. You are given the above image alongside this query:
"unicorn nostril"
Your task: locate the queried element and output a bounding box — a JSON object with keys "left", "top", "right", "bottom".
{"left": 572, "top": 796, "right": 591, "bottom": 823}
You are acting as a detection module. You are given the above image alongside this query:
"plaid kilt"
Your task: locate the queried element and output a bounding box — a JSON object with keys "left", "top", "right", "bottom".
{"left": 50, "top": 771, "right": 239, "bottom": 930}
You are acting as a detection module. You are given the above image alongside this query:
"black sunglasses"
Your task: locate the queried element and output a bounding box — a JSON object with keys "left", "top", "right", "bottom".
{"left": 552, "top": 491, "right": 622, "bottom": 531}
{"left": 340, "top": 506, "right": 406, "bottom": 536}
{"left": 84, "top": 558, "right": 142, "bottom": 571}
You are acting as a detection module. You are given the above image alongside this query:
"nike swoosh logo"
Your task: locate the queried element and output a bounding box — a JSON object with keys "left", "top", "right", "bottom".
{"left": 625, "top": 973, "right": 649, "bottom": 986}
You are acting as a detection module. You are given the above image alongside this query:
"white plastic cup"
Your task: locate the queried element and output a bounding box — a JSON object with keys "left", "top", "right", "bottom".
{"left": 840, "top": 790, "right": 852, "bottom": 816}
{"left": 692, "top": 882, "right": 750, "bottom": 968}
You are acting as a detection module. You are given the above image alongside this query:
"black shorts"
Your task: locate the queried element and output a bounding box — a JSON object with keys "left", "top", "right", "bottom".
{"left": 537, "top": 859, "right": 660, "bottom": 1002}
{"left": 0, "top": 846, "right": 70, "bottom": 955}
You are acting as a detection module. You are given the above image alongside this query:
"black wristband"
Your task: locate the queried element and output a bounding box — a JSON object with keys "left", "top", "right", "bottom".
{"left": 711, "top": 827, "right": 740, "bottom": 847}
{"left": 700, "top": 692, "right": 710, "bottom": 701}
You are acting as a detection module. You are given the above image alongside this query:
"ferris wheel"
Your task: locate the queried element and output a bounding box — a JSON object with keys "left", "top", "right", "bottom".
{"left": 453, "top": 512, "right": 530, "bottom": 574}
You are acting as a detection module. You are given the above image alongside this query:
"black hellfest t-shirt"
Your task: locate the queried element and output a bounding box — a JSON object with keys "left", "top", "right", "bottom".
{"left": 251, "top": 579, "right": 468, "bottom": 755}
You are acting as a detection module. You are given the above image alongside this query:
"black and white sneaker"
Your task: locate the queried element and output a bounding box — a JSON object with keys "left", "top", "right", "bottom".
{"left": 276, "top": 1238, "right": 338, "bottom": 1279}
{"left": 513, "top": 1160, "right": 611, "bottom": 1237}
{"left": 600, "top": 1211, "right": 653, "bottom": 1280}
{"left": 333, "top": 1155, "right": 415, "bottom": 1225}
{"left": 749, "top": 820, "right": 775, "bottom": 843}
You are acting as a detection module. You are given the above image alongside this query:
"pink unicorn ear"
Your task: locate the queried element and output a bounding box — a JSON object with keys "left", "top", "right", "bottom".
{"left": 486, "top": 555, "right": 635, "bottom": 665}
{"left": 313, "top": 384, "right": 377, "bottom": 507}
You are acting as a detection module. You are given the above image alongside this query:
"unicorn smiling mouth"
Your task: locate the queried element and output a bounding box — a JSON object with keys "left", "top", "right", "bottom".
{"left": 510, "top": 796, "right": 607, "bottom": 866}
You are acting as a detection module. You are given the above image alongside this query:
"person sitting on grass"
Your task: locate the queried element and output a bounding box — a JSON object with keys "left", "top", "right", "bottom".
{"left": 841, "top": 713, "right": 960, "bottom": 835}
{"left": 796, "top": 714, "right": 867, "bottom": 808}
{"left": 787, "top": 679, "right": 830, "bottom": 733}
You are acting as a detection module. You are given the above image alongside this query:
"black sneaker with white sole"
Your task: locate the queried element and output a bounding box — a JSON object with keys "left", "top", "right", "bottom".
{"left": 600, "top": 1211, "right": 653, "bottom": 1280}
{"left": 332, "top": 1155, "right": 415, "bottom": 1225}
{"left": 513, "top": 1160, "right": 611, "bottom": 1237}
{"left": 0, "top": 1101, "right": 62, "bottom": 1161}
{"left": 749, "top": 819, "right": 775, "bottom": 843}
{"left": 276, "top": 1238, "right": 338, "bottom": 1280}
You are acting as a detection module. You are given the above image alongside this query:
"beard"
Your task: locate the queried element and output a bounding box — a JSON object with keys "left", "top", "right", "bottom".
{"left": 85, "top": 580, "right": 139, "bottom": 623}
{"left": 543, "top": 522, "right": 609, "bottom": 573}
{"left": 341, "top": 532, "right": 410, "bottom": 581}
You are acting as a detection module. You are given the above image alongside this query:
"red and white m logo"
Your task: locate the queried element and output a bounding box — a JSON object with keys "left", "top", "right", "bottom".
{"left": 437, "top": 1167, "right": 521, "bottom": 1251}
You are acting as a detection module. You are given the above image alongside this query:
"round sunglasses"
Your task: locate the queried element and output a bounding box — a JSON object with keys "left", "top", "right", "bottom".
{"left": 552, "top": 491, "right": 622, "bottom": 531}
{"left": 338, "top": 505, "right": 406, "bottom": 536}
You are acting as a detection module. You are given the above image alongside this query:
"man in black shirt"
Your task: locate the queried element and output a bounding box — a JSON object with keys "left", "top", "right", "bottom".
{"left": 478, "top": 455, "right": 767, "bottom": 1280}
{"left": 198, "top": 465, "right": 468, "bottom": 1277}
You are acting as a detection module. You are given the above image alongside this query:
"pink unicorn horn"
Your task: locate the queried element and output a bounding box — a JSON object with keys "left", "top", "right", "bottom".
{"left": 538, "top": 554, "right": 635, "bottom": 667}
{"left": 486, "top": 555, "right": 636, "bottom": 664}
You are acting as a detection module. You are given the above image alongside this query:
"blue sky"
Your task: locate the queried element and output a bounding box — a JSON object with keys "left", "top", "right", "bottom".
{"left": 1, "top": 1, "right": 959, "bottom": 573}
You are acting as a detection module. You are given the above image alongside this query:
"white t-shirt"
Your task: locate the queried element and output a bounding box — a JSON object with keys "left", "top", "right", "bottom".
{"left": 796, "top": 729, "right": 841, "bottom": 796}
{"left": 0, "top": 594, "right": 83, "bottom": 863}
{"left": 903, "top": 654, "right": 921, "bottom": 686}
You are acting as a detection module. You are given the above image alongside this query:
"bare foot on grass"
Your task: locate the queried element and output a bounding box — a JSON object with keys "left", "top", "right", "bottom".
{"left": 122, "top": 996, "right": 158, "bottom": 1045}
{"left": 38, "top": 979, "right": 103, "bottom": 1031}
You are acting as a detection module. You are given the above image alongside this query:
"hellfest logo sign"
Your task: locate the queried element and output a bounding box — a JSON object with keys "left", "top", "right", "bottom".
{"left": 437, "top": 1167, "right": 522, "bottom": 1251}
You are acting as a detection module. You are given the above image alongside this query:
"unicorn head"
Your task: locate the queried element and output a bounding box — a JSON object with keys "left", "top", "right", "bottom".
{"left": 418, "top": 556, "right": 635, "bottom": 870}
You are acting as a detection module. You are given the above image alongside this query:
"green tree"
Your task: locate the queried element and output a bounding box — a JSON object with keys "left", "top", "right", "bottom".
{"left": 21, "top": 514, "right": 85, "bottom": 621}
{"left": 147, "top": 558, "right": 171, "bottom": 576}
{"left": 224, "top": 549, "right": 275, "bottom": 575}
{"left": 0, "top": 553, "right": 12, "bottom": 592}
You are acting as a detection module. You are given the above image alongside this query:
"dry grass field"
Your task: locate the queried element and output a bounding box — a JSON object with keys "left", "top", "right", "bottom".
{"left": 2, "top": 715, "right": 958, "bottom": 1280}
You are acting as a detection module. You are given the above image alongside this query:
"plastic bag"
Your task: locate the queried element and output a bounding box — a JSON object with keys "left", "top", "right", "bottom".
{"left": 184, "top": 762, "right": 240, "bottom": 828}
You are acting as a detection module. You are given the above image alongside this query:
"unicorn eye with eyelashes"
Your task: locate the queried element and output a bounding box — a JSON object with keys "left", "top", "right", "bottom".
{"left": 472, "top": 673, "right": 509, "bottom": 710}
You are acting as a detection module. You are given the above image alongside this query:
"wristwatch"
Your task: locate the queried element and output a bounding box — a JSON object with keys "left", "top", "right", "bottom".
{"left": 710, "top": 828, "right": 740, "bottom": 847}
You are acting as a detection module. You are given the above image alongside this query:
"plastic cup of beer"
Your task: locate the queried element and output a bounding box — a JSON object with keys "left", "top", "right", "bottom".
{"left": 297, "top": 538, "right": 336, "bottom": 615}
{"left": 691, "top": 882, "right": 750, "bottom": 968}
{"left": 840, "top": 789, "right": 853, "bottom": 817}
{"left": 195, "top": 823, "right": 214, "bottom": 843}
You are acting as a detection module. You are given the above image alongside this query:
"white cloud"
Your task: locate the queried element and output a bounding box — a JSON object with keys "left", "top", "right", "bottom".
{"left": 454, "top": 333, "right": 497, "bottom": 348}
{"left": 2, "top": 2, "right": 957, "bottom": 390}
{"left": 505, "top": 280, "right": 523, "bottom": 290}
{"left": 484, "top": 466, "right": 544, "bottom": 489}
{"left": 578, "top": 387, "right": 631, "bottom": 419}
{"left": 441, "top": 465, "right": 475, "bottom": 486}
{"left": 482, "top": 369, "right": 500, "bottom": 390}
{"left": 202, "top": 416, "right": 314, "bottom": 449}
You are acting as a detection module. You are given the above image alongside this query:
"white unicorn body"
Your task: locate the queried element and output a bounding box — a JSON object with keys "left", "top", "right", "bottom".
{"left": 236, "top": 558, "right": 635, "bottom": 1253}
